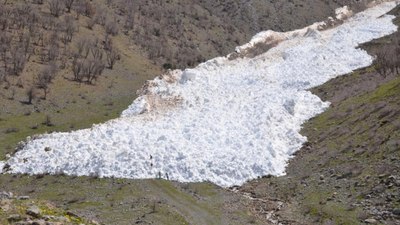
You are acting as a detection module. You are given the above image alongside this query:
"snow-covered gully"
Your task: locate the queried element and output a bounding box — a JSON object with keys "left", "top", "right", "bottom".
{"left": 0, "top": 2, "right": 398, "bottom": 187}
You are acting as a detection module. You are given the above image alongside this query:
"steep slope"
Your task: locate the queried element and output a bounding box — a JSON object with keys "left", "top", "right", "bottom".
{"left": 0, "top": 0, "right": 372, "bottom": 162}
{"left": 1, "top": 1, "right": 398, "bottom": 225}
{"left": 240, "top": 5, "right": 400, "bottom": 225}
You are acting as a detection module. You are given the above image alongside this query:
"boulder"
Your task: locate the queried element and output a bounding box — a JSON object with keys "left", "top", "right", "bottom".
{"left": 26, "top": 205, "right": 41, "bottom": 218}
{"left": 364, "top": 218, "right": 378, "bottom": 224}
{"left": 179, "top": 70, "right": 196, "bottom": 84}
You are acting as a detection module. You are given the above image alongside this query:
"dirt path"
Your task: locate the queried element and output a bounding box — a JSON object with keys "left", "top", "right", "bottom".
{"left": 144, "top": 180, "right": 222, "bottom": 225}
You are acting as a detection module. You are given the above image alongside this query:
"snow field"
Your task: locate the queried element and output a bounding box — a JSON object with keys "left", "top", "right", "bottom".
{"left": 0, "top": 2, "right": 398, "bottom": 187}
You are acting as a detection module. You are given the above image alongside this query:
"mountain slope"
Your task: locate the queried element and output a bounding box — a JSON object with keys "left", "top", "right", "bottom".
{"left": 1, "top": 1, "right": 399, "bottom": 225}
{"left": 1, "top": 1, "right": 396, "bottom": 188}
{"left": 0, "top": 0, "right": 371, "bottom": 161}
{"left": 240, "top": 5, "right": 400, "bottom": 225}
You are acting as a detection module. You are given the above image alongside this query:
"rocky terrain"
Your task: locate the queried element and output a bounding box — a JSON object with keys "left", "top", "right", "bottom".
{"left": 0, "top": 190, "right": 98, "bottom": 225}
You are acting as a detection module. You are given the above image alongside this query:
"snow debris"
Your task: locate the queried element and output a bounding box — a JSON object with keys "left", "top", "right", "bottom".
{"left": 0, "top": 2, "right": 398, "bottom": 187}
{"left": 335, "top": 6, "right": 353, "bottom": 20}
{"left": 0, "top": 161, "right": 4, "bottom": 173}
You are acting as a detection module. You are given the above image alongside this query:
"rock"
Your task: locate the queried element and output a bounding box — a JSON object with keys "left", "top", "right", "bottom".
{"left": 378, "top": 174, "right": 387, "bottom": 179}
{"left": 31, "top": 219, "right": 46, "bottom": 225}
{"left": 0, "top": 203, "right": 11, "bottom": 212}
{"left": 7, "top": 214, "right": 22, "bottom": 222}
{"left": 17, "top": 196, "right": 30, "bottom": 200}
{"left": 53, "top": 216, "right": 69, "bottom": 222}
{"left": 90, "top": 220, "right": 100, "bottom": 225}
{"left": 320, "top": 174, "right": 325, "bottom": 180}
{"left": 392, "top": 208, "right": 400, "bottom": 216}
{"left": 15, "top": 222, "right": 32, "bottom": 225}
{"left": 26, "top": 205, "right": 41, "bottom": 218}
{"left": 43, "top": 215, "right": 54, "bottom": 221}
{"left": 364, "top": 218, "right": 378, "bottom": 224}
{"left": 0, "top": 191, "right": 13, "bottom": 199}
{"left": 66, "top": 211, "right": 79, "bottom": 217}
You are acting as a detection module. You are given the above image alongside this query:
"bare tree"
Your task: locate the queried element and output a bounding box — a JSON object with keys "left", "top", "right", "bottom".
{"left": 84, "top": 0, "right": 95, "bottom": 18}
{"left": 48, "top": 0, "right": 64, "bottom": 17}
{"left": 76, "top": 37, "right": 89, "bottom": 57}
{"left": 74, "top": 0, "right": 85, "bottom": 18}
{"left": 11, "top": 48, "right": 26, "bottom": 76}
{"left": 61, "top": 15, "right": 76, "bottom": 43}
{"left": 26, "top": 86, "right": 36, "bottom": 104}
{"left": 90, "top": 59, "right": 105, "bottom": 83}
{"left": 0, "top": 33, "right": 11, "bottom": 74}
{"left": 82, "top": 41, "right": 92, "bottom": 59}
{"left": 64, "top": 0, "right": 74, "bottom": 13}
{"left": 95, "top": 6, "right": 107, "bottom": 26}
{"left": 35, "top": 29, "right": 45, "bottom": 46}
{"left": 82, "top": 59, "right": 94, "bottom": 83}
{"left": 48, "top": 44, "right": 59, "bottom": 61}
{"left": 90, "top": 46, "right": 103, "bottom": 60}
{"left": 123, "top": 13, "right": 134, "bottom": 31}
{"left": 33, "top": 0, "right": 44, "bottom": 4}
{"left": 36, "top": 72, "right": 50, "bottom": 99}
{"left": 36, "top": 62, "right": 58, "bottom": 99}
{"left": 21, "top": 32, "right": 31, "bottom": 57}
{"left": 0, "top": 6, "right": 11, "bottom": 31}
{"left": 0, "top": 70, "right": 6, "bottom": 84}
{"left": 106, "top": 47, "right": 119, "bottom": 69}
{"left": 80, "top": 59, "right": 105, "bottom": 84}
{"left": 376, "top": 46, "right": 392, "bottom": 77}
{"left": 86, "top": 18, "right": 95, "bottom": 30}
{"left": 72, "top": 56, "right": 83, "bottom": 82}
{"left": 105, "top": 18, "right": 119, "bottom": 36}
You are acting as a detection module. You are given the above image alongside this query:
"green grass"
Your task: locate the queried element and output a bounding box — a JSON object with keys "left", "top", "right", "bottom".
{"left": 369, "top": 77, "right": 400, "bottom": 101}
{"left": 1, "top": 174, "right": 241, "bottom": 225}
{"left": 150, "top": 180, "right": 221, "bottom": 217}
{"left": 0, "top": 197, "right": 95, "bottom": 225}
{"left": 303, "top": 189, "right": 361, "bottom": 225}
{"left": 0, "top": 96, "right": 133, "bottom": 160}
{"left": 297, "top": 74, "right": 400, "bottom": 222}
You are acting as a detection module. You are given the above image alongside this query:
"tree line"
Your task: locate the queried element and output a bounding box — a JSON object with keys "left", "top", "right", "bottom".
{"left": 0, "top": 0, "right": 120, "bottom": 102}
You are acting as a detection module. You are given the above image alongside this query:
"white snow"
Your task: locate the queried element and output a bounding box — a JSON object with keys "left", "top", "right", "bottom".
{"left": 0, "top": 161, "right": 4, "bottom": 173}
{"left": 234, "top": 5, "right": 354, "bottom": 54}
{"left": 335, "top": 6, "right": 353, "bottom": 20}
{"left": 0, "top": 2, "right": 398, "bottom": 187}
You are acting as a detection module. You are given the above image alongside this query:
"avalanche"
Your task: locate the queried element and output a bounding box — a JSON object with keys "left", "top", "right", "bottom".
{"left": 0, "top": 2, "right": 398, "bottom": 187}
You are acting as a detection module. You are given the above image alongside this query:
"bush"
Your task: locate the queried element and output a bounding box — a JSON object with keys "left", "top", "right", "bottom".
{"left": 163, "top": 63, "right": 174, "bottom": 70}
{"left": 4, "top": 127, "right": 19, "bottom": 134}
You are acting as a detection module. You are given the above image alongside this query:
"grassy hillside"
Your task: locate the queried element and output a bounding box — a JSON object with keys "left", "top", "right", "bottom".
{"left": 240, "top": 6, "right": 400, "bottom": 225}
